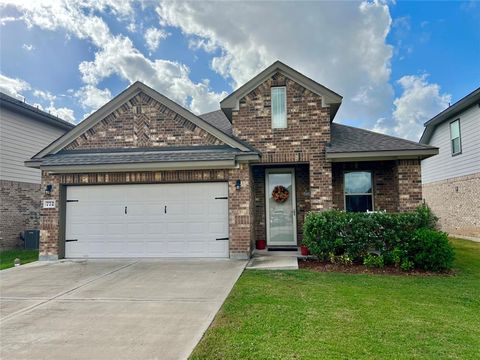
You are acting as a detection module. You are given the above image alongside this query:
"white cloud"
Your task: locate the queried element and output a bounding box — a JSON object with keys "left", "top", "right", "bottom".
{"left": 33, "top": 89, "right": 55, "bottom": 101}
{"left": 0, "top": 74, "right": 31, "bottom": 99}
{"left": 372, "top": 74, "right": 451, "bottom": 141}
{"left": 22, "top": 43, "right": 35, "bottom": 51}
{"left": 75, "top": 85, "right": 112, "bottom": 111}
{"left": 144, "top": 27, "right": 168, "bottom": 53}
{"left": 2, "top": 0, "right": 226, "bottom": 114}
{"left": 156, "top": 1, "right": 394, "bottom": 122}
{"left": 45, "top": 105, "right": 76, "bottom": 123}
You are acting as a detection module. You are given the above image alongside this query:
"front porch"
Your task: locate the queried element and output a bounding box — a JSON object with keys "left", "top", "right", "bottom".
{"left": 249, "top": 159, "right": 423, "bottom": 251}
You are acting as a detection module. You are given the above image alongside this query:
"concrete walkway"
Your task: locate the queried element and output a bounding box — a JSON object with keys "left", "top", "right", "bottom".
{"left": 0, "top": 259, "right": 246, "bottom": 360}
{"left": 246, "top": 250, "right": 299, "bottom": 270}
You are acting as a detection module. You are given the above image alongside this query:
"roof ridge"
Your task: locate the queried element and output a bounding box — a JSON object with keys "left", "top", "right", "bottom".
{"left": 332, "top": 123, "right": 434, "bottom": 149}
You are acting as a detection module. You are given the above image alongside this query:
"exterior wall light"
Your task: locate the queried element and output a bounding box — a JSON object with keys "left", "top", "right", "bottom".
{"left": 235, "top": 179, "right": 241, "bottom": 190}
{"left": 45, "top": 184, "right": 53, "bottom": 195}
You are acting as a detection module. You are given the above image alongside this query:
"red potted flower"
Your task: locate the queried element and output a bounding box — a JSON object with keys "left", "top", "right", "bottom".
{"left": 300, "top": 244, "right": 310, "bottom": 256}
{"left": 256, "top": 239, "right": 266, "bottom": 250}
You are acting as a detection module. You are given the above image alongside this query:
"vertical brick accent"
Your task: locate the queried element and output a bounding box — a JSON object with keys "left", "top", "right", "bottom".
{"left": 0, "top": 180, "right": 41, "bottom": 250}
{"left": 395, "top": 159, "right": 422, "bottom": 212}
{"left": 423, "top": 173, "right": 480, "bottom": 237}
{"left": 231, "top": 72, "right": 332, "bottom": 211}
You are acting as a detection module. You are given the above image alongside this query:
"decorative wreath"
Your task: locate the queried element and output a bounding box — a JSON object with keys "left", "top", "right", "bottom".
{"left": 272, "top": 185, "right": 289, "bottom": 203}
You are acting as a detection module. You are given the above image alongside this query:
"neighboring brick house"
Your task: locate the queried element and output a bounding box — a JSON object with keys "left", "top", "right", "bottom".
{"left": 26, "top": 61, "right": 438, "bottom": 260}
{"left": 420, "top": 87, "right": 480, "bottom": 238}
{"left": 0, "top": 93, "right": 74, "bottom": 250}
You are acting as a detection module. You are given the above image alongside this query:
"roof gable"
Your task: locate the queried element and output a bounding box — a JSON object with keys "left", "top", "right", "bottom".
{"left": 33, "top": 82, "right": 251, "bottom": 159}
{"left": 220, "top": 61, "right": 342, "bottom": 121}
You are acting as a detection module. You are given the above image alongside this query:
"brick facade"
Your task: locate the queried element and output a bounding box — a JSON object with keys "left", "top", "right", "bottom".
{"left": 37, "top": 75, "right": 427, "bottom": 259}
{"left": 232, "top": 72, "right": 332, "bottom": 211}
{"left": 423, "top": 173, "right": 480, "bottom": 237}
{"left": 0, "top": 180, "right": 41, "bottom": 250}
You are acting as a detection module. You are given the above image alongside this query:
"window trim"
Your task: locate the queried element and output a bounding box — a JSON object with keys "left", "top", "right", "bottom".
{"left": 271, "top": 86, "right": 287, "bottom": 129}
{"left": 449, "top": 118, "right": 462, "bottom": 156}
{"left": 343, "top": 170, "right": 374, "bottom": 212}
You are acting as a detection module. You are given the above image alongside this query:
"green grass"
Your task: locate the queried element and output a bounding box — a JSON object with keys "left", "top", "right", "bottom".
{"left": 0, "top": 249, "right": 39, "bottom": 270}
{"left": 191, "top": 239, "right": 480, "bottom": 359}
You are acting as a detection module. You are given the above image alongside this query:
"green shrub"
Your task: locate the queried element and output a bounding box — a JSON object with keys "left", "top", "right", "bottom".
{"left": 363, "top": 254, "right": 384, "bottom": 268}
{"left": 302, "top": 205, "right": 452, "bottom": 272}
{"left": 408, "top": 228, "right": 454, "bottom": 271}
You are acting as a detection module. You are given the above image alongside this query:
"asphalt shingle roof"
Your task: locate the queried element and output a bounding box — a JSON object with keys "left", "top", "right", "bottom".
{"left": 327, "top": 123, "right": 436, "bottom": 153}
{"left": 199, "top": 110, "right": 232, "bottom": 135}
{"left": 42, "top": 146, "right": 249, "bottom": 166}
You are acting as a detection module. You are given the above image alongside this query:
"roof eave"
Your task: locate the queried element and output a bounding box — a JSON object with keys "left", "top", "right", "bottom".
{"left": 325, "top": 148, "right": 439, "bottom": 162}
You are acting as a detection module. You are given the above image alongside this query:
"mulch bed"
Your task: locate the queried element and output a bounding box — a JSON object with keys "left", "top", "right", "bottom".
{"left": 298, "top": 258, "right": 454, "bottom": 276}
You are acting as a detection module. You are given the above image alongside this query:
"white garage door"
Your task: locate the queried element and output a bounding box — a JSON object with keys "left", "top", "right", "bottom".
{"left": 65, "top": 183, "right": 229, "bottom": 258}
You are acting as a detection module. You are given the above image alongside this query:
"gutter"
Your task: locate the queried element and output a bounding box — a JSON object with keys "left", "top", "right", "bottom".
{"left": 326, "top": 148, "right": 439, "bottom": 162}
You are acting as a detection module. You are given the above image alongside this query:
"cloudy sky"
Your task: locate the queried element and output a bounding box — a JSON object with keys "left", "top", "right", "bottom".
{"left": 1, "top": 1, "right": 479, "bottom": 141}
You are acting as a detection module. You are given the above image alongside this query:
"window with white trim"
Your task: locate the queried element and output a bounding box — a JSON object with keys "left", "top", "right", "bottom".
{"left": 271, "top": 87, "right": 287, "bottom": 128}
{"left": 344, "top": 171, "right": 373, "bottom": 212}
{"left": 450, "top": 119, "right": 462, "bottom": 155}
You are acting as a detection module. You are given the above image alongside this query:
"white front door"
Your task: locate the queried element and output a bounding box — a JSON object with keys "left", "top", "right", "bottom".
{"left": 65, "top": 183, "right": 229, "bottom": 258}
{"left": 265, "top": 169, "right": 297, "bottom": 246}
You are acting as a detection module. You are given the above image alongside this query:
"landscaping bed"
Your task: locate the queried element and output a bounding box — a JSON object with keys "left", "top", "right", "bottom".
{"left": 298, "top": 257, "right": 454, "bottom": 276}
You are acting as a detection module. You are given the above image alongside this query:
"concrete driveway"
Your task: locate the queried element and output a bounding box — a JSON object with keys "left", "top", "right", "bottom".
{"left": 0, "top": 259, "right": 246, "bottom": 360}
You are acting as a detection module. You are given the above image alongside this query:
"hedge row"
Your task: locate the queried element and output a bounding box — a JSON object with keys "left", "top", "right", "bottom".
{"left": 302, "top": 206, "right": 454, "bottom": 271}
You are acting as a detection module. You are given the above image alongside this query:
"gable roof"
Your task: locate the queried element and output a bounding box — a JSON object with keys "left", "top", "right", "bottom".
{"left": 31, "top": 82, "right": 253, "bottom": 161}
{"left": 326, "top": 123, "right": 438, "bottom": 161}
{"left": 220, "top": 61, "right": 343, "bottom": 122}
{"left": 0, "top": 92, "right": 74, "bottom": 131}
{"left": 420, "top": 86, "right": 480, "bottom": 144}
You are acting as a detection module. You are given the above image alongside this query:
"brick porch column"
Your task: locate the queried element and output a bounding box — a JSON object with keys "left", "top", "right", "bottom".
{"left": 396, "top": 159, "right": 422, "bottom": 212}
{"left": 39, "top": 171, "right": 61, "bottom": 260}
{"left": 228, "top": 163, "right": 253, "bottom": 259}
{"left": 309, "top": 152, "right": 333, "bottom": 211}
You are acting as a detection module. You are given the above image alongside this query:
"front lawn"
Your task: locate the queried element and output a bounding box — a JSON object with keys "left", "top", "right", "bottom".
{"left": 0, "top": 249, "right": 39, "bottom": 270}
{"left": 191, "top": 238, "right": 480, "bottom": 359}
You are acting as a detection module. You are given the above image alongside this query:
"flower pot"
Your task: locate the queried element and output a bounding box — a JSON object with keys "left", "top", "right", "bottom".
{"left": 256, "top": 239, "right": 266, "bottom": 250}
{"left": 300, "top": 245, "right": 310, "bottom": 256}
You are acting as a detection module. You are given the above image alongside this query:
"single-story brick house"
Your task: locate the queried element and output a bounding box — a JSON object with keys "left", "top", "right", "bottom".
{"left": 26, "top": 61, "right": 438, "bottom": 260}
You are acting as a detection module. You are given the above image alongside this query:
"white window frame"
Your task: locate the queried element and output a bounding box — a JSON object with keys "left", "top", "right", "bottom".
{"left": 343, "top": 171, "right": 374, "bottom": 212}
{"left": 449, "top": 118, "right": 462, "bottom": 156}
{"left": 271, "top": 86, "right": 287, "bottom": 129}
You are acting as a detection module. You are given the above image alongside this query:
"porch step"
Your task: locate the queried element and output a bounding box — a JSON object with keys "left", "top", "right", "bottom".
{"left": 246, "top": 255, "right": 298, "bottom": 270}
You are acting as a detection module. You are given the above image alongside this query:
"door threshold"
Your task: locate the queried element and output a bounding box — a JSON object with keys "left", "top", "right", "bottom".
{"left": 267, "top": 247, "right": 298, "bottom": 252}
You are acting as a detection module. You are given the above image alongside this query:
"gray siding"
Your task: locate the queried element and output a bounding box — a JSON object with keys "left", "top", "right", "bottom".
{"left": 0, "top": 108, "right": 67, "bottom": 184}
{"left": 422, "top": 104, "right": 480, "bottom": 184}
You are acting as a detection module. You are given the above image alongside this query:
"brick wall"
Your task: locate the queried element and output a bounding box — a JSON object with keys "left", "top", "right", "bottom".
{"left": 0, "top": 180, "right": 41, "bottom": 250}
{"left": 423, "top": 173, "right": 480, "bottom": 237}
{"left": 39, "top": 168, "right": 253, "bottom": 260}
{"left": 232, "top": 72, "right": 332, "bottom": 211}
{"left": 65, "top": 92, "right": 223, "bottom": 150}
{"left": 395, "top": 159, "right": 422, "bottom": 211}
{"left": 332, "top": 161, "right": 398, "bottom": 212}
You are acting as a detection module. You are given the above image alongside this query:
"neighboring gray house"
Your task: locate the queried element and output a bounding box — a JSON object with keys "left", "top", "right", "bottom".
{"left": 420, "top": 87, "right": 480, "bottom": 238}
{"left": 0, "top": 92, "right": 74, "bottom": 250}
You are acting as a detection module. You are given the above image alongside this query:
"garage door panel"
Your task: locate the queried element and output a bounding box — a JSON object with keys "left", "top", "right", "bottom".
{"left": 66, "top": 183, "right": 229, "bottom": 258}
